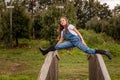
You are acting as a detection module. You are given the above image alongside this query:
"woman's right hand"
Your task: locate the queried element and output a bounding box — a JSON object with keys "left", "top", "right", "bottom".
{"left": 57, "top": 36, "right": 64, "bottom": 45}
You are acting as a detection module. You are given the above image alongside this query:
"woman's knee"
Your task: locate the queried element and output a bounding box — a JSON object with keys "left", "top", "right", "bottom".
{"left": 55, "top": 45, "right": 63, "bottom": 50}
{"left": 55, "top": 42, "right": 74, "bottom": 50}
{"left": 84, "top": 48, "right": 95, "bottom": 54}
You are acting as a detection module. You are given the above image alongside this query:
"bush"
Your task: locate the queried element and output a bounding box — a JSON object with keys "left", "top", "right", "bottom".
{"left": 79, "top": 29, "right": 114, "bottom": 47}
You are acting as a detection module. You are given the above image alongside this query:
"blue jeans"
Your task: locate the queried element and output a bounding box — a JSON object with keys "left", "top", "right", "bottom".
{"left": 55, "top": 30, "right": 95, "bottom": 54}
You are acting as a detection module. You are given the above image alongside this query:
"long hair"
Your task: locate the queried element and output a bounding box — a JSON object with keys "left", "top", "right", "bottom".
{"left": 57, "top": 17, "right": 69, "bottom": 40}
{"left": 60, "top": 16, "right": 69, "bottom": 31}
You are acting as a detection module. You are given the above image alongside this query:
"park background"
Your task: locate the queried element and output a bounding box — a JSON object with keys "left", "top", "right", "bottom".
{"left": 0, "top": 0, "right": 120, "bottom": 80}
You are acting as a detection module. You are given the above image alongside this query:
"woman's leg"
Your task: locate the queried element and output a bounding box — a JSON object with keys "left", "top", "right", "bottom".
{"left": 55, "top": 41, "right": 75, "bottom": 50}
{"left": 39, "top": 45, "right": 56, "bottom": 55}
{"left": 74, "top": 41, "right": 112, "bottom": 59}
{"left": 39, "top": 41, "right": 74, "bottom": 55}
{"left": 74, "top": 41, "right": 95, "bottom": 54}
{"left": 95, "top": 50, "right": 112, "bottom": 59}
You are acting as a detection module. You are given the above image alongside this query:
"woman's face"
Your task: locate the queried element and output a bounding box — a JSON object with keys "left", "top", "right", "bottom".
{"left": 60, "top": 18, "right": 67, "bottom": 26}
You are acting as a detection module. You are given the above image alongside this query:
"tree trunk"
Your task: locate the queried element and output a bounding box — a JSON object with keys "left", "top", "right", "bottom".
{"left": 15, "top": 36, "right": 19, "bottom": 47}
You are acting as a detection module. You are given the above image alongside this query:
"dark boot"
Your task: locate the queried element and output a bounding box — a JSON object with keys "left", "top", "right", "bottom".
{"left": 39, "top": 45, "right": 56, "bottom": 55}
{"left": 95, "top": 50, "right": 112, "bottom": 60}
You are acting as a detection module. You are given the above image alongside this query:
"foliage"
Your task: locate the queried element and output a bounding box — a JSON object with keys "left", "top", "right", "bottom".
{"left": 114, "top": 4, "right": 120, "bottom": 15}
{"left": 63, "top": 1, "right": 77, "bottom": 25}
{"left": 33, "top": 14, "right": 43, "bottom": 39}
{"left": 0, "top": 0, "right": 5, "bottom": 40}
{"left": 86, "top": 16, "right": 101, "bottom": 32}
{"left": 75, "top": 0, "right": 112, "bottom": 28}
{"left": 84, "top": 2, "right": 120, "bottom": 40}
{"left": 1, "top": 11, "right": 10, "bottom": 47}
{"left": 33, "top": 2, "right": 77, "bottom": 44}
{"left": 79, "top": 29, "right": 114, "bottom": 47}
{"left": 86, "top": 14, "right": 120, "bottom": 40}
{"left": 12, "top": 2, "right": 31, "bottom": 46}
{"left": 33, "top": 6, "right": 60, "bottom": 44}
{"left": 0, "top": 0, "right": 120, "bottom": 47}
{"left": 22, "top": 0, "right": 55, "bottom": 13}
{"left": 105, "top": 15, "right": 120, "bottom": 40}
{"left": 1, "top": 0, "right": 31, "bottom": 47}
{"left": 0, "top": 15, "right": 2, "bottom": 39}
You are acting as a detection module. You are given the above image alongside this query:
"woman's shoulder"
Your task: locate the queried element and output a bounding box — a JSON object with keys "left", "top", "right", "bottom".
{"left": 68, "top": 24, "right": 75, "bottom": 29}
{"left": 69, "top": 24, "right": 74, "bottom": 26}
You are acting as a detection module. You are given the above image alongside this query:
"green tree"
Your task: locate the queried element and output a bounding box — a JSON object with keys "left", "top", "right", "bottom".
{"left": 22, "top": 0, "right": 57, "bottom": 39}
{"left": 86, "top": 16, "right": 101, "bottom": 33}
{"left": 113, "top": 4, "right": 120, "bottom": 16}
{"left": 1, "top": 0, "right": 31, "bottom": 47}
{"left": 12, "top": 2, "right": 31, "bottom": 46}
{"left": 105, "top": 15, "right": 120, "bottom": 40}
{"left": 33, "top": 2, "right": 77, "bottom": 44}
{"left": 0, "top": 0, "right": 5, "bottom": 40}
{"left": 39, "top": 5, "right": 61, "bottom": 45}
{"left": 64, "top": 1, "right": 77, "bottom": 25}
{"left": 75, "top": 0, "right": 112, "bottom": 29}
{"left": 33, "top": 14, "right": 43, "bottom": 39}
{"left": 1, "top": 11, "right": 10, "bottom": 47}
{"left": 0, "top": 15, "right": 2, "bottom": 39}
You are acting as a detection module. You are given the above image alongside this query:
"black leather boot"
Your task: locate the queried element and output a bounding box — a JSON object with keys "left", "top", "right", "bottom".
{"left": 95, "top": 50, "right": 112, "bottom": 60}
{"left": 39, "top": 45, "right": 56, "bottom": 55}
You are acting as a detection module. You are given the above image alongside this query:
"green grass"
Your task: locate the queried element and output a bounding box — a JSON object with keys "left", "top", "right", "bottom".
{"left": 0, "top": 39, "right": 45, "bottom": 80}
{"left": 59, "top": 49, "right": 89, "bottom": 80}
{"left": 0, "top": 30, "right": 120, "bottom": 80}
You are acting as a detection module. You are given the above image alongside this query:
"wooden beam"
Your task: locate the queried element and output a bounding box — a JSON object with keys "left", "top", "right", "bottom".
{"left": 89, "top": 54, "right": 111, "bottom": 80}
{"left": 38, "top": 51, "right": 60, "bottom": 80}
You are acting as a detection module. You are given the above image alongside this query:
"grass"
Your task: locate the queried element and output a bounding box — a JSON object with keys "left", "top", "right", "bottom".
{"left": 0, "top": 30, "right": 120, "bottom": 80}
{"left": 0, "top": 39, "right": 45, "bottom": 80}
{"left": 58, "top": 46, "right": 120, "bottom": 80}
{"left": 59, "top": 49, "right": 89, "bottom": 80}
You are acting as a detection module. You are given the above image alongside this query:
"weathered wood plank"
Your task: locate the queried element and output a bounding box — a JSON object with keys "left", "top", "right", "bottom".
{"left": 38, "top": 51, "right": 59, "bottom": 80}
{"left": 89, "top": 54, "right": 111, "bottom": 80}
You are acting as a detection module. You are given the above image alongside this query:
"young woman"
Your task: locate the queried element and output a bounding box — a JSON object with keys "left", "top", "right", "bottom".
{"left": 39, "top": 17, "right": 112, "bottom": 60}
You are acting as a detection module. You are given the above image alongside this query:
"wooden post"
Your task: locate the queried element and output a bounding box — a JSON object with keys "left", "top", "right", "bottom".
{"left": 88, "top": 54, "right": 111, "bottom": 80}
{"left": 38, "top": 51, "right": 60, "bottom": 80}
{"left": 10, "top": 7, "right": 13, "bottom": 48}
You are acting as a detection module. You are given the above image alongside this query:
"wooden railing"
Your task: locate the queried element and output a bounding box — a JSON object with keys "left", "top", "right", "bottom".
{"left": 88, "top": 54, "right": 111, "bottom": 80}
{"left": 38, "top": 51, "right": 60, "bottom": 80}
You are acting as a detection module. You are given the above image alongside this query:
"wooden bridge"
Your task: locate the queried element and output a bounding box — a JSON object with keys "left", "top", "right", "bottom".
{"left": 37, "top": 51, "right": 111, "bottom": 80}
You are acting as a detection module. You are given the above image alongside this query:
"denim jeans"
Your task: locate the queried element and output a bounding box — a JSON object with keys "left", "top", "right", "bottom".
{"left": 55, "top": 30, "right": 95, "bottom": 54}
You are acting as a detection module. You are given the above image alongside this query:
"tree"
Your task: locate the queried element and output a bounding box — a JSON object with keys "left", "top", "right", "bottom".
{"left": 33, "top": 14, "right": 43, "bottom": 39}
{"left": 86, "top": 16, "right": 101, "bottom": 33}
{"left": 105, "top": 15, "right": 120, "bottom": 40}
{"left": 1, "top": 0, "right": 31, "bottom": 47}
{"left": 113, "top": 4, "right": 120, "bottom": 16}
{"left": 12, "top": 1, "right": 31, "bottom": 46}
{"left": 33, "top": 1, "right": 77, "bottom": 44}
{"left": 1, "top": 11, "right": 11, "bottom": 47}
{"left": 75, "top": 0, "right": 112, "bottom": 29}
{"left": 22, "top": 0, "right": 57, "bottom": 39}
{"left": 0, "top": 15, "right": 2, "bottom": 40}
{"left": 0, "top": 0, "right": 5, "bottom": 41}
{"left": 38, "top": 5, "right": 61, "bottom": 45}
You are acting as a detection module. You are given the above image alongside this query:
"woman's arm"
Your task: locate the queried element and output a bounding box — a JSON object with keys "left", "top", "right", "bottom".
{"left": 73, "top": 27, "right": 87, "bottom": 46}
{"left": 57, "top": 36, "right": 64, "bottom": 45}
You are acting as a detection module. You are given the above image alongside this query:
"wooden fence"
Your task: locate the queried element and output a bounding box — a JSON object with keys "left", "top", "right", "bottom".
{"left": 88, "top": 54, "right": 111, "bottom": 80}
{"left": 38, "top": 51, "right": 60, "bottom": 80}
